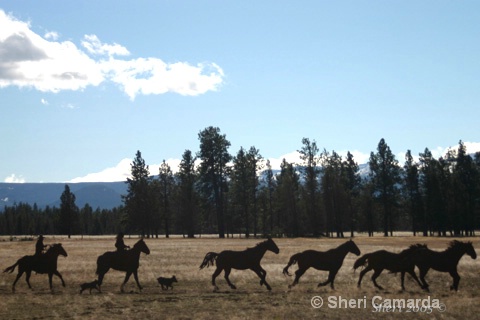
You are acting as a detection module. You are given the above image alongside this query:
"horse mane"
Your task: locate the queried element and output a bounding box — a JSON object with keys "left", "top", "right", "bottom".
{"left": 401, "top": 243, "right": 427, "bottom": 255}
{"left": 447, "top": 240, "right": 470, "bottom": 252}
{"left": 244, "top": 239, "right": 270, "bottom": 252}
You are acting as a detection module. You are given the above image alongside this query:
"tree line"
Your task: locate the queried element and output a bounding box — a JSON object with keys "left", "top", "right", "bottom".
{"left": 1, "top": 127, "right": 479, "bottom": 238}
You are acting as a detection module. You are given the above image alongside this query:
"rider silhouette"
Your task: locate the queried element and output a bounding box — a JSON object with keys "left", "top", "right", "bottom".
{"left": 115, "top": 232, "right": 129, "bottom": 252}
{"left": 35, "top": 235, "right": 47, "bottom": 256}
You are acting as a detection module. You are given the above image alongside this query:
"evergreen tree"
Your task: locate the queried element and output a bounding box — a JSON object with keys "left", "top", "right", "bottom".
{"left": 158, "top": 160, "right": 175, "bottom": 238}
{"left": 177, "top": 149, "right": 198, "bottom": 238}
{"left": 231, "top": 147, "right": 251, "bottom": 237}
{"left": 321, "top": 150, "right": 347, "bottom": 237}
{"left": 123, "top": 150, "right": 154, "bottom": 237}
{"left": 343, "top": 151, "right": 361, "bottom": 237}
{"left": 369, "top": 138, "right": 401, "bottom": 236}
{"left": 298, "top": 138, "right": 321, "bottom": 236}
{"left": 275, "top": 159, "right": 301, "bottom": 236}
{"left": 59, "top": 184, "right": 78, "bottom": 238}
{"left": 197, "top": 127, "right": 232, "bottom": 238}
{"left": 402, "top": 150, "right": 423, "bottom": 236}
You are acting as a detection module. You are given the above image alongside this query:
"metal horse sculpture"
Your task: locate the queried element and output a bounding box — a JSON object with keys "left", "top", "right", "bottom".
{"left": 354, "top": 244, "right": 426, "bottom": 291}
{"left": 199, "top": 237, "right": 280, "bottom": 291}
{"left": 4, "top": 243, "right": 68, "bottom": 293}
{"left": 283, "top": 240, "right": 361, "bottom": 289}
{"left": 96, "top": 238, "right": 150, "bottom": 292}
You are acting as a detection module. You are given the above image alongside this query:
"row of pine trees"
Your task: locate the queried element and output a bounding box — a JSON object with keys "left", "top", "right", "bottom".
{"left": 1, "top": 127, "right": 479, "bottom": 238}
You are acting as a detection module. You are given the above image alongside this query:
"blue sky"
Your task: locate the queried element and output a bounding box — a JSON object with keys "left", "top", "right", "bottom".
{"left": 1, "top": 1, "right": 479, "bottom": 183}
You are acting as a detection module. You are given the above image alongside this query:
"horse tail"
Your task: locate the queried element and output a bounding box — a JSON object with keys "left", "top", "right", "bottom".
{"left": 353, "top": 254, "right": 370, "bottom": 270}
{"left": 199, "top": 252, "right": 218, "bottom": 269}
{"left": 283, "top": 253, "right": 301, "bottom": 276}
{"left": 3, "top": 261, "right": 19, "bottom": 273}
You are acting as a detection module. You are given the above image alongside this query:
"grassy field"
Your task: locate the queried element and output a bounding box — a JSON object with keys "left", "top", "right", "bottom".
{"left": 0, "top": 235, "right": 479, "bottom": 319}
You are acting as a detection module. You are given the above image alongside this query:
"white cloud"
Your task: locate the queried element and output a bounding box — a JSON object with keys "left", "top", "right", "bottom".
{"left": 68, "top": 158, "right": 182, "bottom": 183}
{"left": 81, "top": 34, "right": 130, "bottom": 57}
{"left": 0, "top": 10, "right": 224, "bottom": 99}
{"left": 40, "top": 98, "right": 49, "bottom": 105}
{"left": 4, "top": 174, "right": 25, "bottom": 183}
{"left": 44, "top": 31, "right": 59, "bottom": 41}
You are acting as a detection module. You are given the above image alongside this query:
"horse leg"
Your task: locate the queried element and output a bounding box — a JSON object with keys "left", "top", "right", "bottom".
{"left": 418, "top": 268, "right": 430, "bottom": 292}
{"left": 290, "top": 267, "right": 307, "bottom": 289}
{"left": 53, "top": 270, "right": 66, "bottom": 287}
{"left": 48, "top": 273, "right": 54, "bottom": 293}
{"left": 371, "top": 269, "right": 384, "bottom": 290}
{"left": 224, "top": 267, "right": 236, "bottom": 289}
{"left": 449, "top": 270, "right": 460, "bottom": 291}
{"left": 132, "top": 270, "right": 143, "bottom": 292}
{"left": 252, "top": 266, "right": 271, "bottom": 291}
{"left": 211, "top": 267, "right": 222, "bottom": 291}
{"left": 318, "top": 270, "right": 338, "bottom": 290}
{"left": 407, "top": 270, "right": 424, "bottom": 290}
{"left": 121, "top": 271, "right": 132, "bottom": 293}
{"left": 12, "top": 270, "right": 24, "bottom": 293}
{"left": 357, "top": 265, "right": 372, "bottom": 288}
{"left": 400, "top": 272, "right": 406, "bottom": 291}
{"left": 25, "top": 270, "right": 33, "bottom": 290}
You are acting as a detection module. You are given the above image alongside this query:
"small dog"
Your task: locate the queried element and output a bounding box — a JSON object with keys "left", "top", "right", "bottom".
{"left": 157, "top": 276, "right": 177, "bottom": 290}
{"left": 80, "top": 279, "right": 101, "bottom": 294}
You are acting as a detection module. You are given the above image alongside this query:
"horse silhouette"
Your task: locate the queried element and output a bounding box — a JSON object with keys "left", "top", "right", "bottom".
{"left": 354, "top": 244, "right": 426, "bottom": 291}
{"left": 96, "top": 238, "right": 150, "bottom": 292}
{"left": 283, "top": 240, "right": 361, "bottom": 289}
{"left": 3, "top": 243, "right": 68, "bottom": 293}
{"left": 409, "top": 240, "right": 477, "bottom": 291}
{"left": 199, "top": 237, "right": 280, "bottom": 291}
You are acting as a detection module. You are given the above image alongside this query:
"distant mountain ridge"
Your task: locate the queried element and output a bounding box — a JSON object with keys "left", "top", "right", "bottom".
{"left": 0, "top": 164, "right": 371, "bottom": 211}
{"left": 0, "top": 182, "right": 127, "bottom": 210}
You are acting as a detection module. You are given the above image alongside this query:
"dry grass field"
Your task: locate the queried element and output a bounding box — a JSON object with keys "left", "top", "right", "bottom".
{"left": 1, "top": 235, "right": 479, "bottom": 319}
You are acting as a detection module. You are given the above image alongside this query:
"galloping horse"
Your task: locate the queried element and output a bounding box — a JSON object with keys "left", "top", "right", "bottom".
{"left": 4, "top": 243, "right": 68, "bottom": 293}
{"left": 354, "top": 244, "right": 426, "bottom": 291}
{"left": 283, "top": 240, "right": 360, "bottom": 289}
{"left": 410, "top": 240, "right": 476, "bottom": 291}
{"left": 96, "top": 238, "right": 150, "bottom": 292}
{"left": 199, "top": 237, "right": 280, "bottom": 291}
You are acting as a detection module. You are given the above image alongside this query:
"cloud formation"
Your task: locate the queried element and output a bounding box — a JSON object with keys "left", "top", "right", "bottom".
{"left": 4, "top": 174, "right": 25, "bottom": 183}
{"left": 67, "top": 142, "right": 480, "bottom": 183}
{"left": 0, "top": 10, "right": 224, "bottom": 99}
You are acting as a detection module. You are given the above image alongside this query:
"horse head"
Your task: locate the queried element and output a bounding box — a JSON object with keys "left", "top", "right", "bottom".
{"left": 134, "top": 238, "right": 150, "bottom": 255}
{"left": 48, "top": 243, "right": 68, "bottom": 257}
{"left": 464, "top": 241, "right": 477, "bottom": 260}
{"left": 266, "top": 237, "right": 280, "bottom": 254}
{"left": 347, "top": 239, "right": 361, "bottom": 256}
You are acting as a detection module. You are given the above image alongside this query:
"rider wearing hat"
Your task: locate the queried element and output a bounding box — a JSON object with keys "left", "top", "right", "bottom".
{"left": 115, "top": 232, "right": 129, "bottom": 252}
{"left": 35, "top": 235, "right": 47, "bottom": 256}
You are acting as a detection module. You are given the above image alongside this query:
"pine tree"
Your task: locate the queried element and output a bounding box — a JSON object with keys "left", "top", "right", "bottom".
{"left": 298, "top": 138, "right": 321, "bottom": 236}
{"left": 123, "top": 150, "right": 154, "bottom": 237}
{"left": 369, "top": 138, "right": 401, "bottom": 236}
{"left": 178, "top": 149, "right": 198, "bottom": 238}
{"left": 59, "top": 184, "right": 78, "bottom": 238}
{"left": 197, "top": 127, "right": 232, "bottom": 238}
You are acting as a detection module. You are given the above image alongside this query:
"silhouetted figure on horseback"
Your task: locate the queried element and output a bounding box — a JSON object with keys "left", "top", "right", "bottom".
{"left": 35, "top": 235, "right": 47, "bottom": 256}
{"left": 115, "top": 232, "right": 130, "bottom": 252}
{"left": 4, "top": 243, "right": 68, "bottom": 293}
{"left": 96, "top": 238, "right": 150, "bottom": 293}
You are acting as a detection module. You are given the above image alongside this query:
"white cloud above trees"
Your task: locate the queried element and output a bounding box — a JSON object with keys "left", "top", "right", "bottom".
{"left": 0, "top": 10, "right": 224, "bottom": 99}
